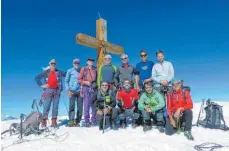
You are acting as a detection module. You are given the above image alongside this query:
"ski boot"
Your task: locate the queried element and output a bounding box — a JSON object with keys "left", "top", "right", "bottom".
{"left": 51, "top": 118, "right": 58, "bottom": 128}
{"left": 41, "top": 119, "right": 47, "bottom": 128}
{"left": 184, "top": 131, "right": 194, "bottom": 140}
{"left": 157, "top": 126, "right": 165, "bottom": 133}
{"left": 110, "top": 119, "right": 117, "bottom": 130}
{"left": 120, "top": 119, "right": 126, "bottom": 129}
{"left": 99, "top": 119, "right": 104, "bottom": 130}
{"left": 85, "top": 123, "right": 90, "bottom": 127}
{"left": 67, "top": 121, "right": 75, "bottom": 127}
{"left": 132, "top": 120, "right": 138, "bottom": 129}
{"left": 74, "top": 121, "right": 81, "bottom": 127}
{"left": 143, "top": 120, "right": 152, "bottom": 132}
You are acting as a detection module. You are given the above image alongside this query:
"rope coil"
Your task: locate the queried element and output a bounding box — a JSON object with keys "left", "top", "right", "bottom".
{"left": 194, "top": 142, "right": 229, "bottom": 151}
{"left": 1, "top": 127, "right": 69, "bottom": 151}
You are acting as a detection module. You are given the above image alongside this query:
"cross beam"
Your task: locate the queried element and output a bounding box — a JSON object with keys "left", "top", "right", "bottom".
{"left": 76, "top": 33, "right": 123, "bottom": 54}
{"left": 76, "top": 18, "right": 124, "bottom": 70}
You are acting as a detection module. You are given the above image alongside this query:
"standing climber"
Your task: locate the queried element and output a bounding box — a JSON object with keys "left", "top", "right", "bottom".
{"left": 65, "top": 58, "right": 83, "bottom": 127}
{"left": 35, "top": 59, "right": 66, "bottom": 128}
{"left": 78, "top": 58, "right": 97, "bottom": 127}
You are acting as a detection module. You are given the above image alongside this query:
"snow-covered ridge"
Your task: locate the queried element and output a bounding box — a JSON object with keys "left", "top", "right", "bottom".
{"left": 2, "top": 115, "right": 18, "bottom": 121}
{"left": 1, "top": 102, "right": 229, "bottom": 151}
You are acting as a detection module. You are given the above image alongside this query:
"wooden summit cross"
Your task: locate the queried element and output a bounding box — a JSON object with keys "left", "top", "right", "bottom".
{"left": 76, "top": 17, "right": 124, "bottom": 70}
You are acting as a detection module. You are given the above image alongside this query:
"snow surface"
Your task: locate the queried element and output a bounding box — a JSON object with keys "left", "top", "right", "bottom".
{"left": 1, "top": 102, "right": 229, "bottom": 151}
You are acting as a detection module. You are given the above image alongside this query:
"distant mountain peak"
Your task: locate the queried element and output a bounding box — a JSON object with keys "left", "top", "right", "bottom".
{"left": 2, "top": 115, "right": 18, "bottom": 121}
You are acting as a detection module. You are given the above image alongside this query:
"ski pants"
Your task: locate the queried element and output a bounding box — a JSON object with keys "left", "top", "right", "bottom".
{"left": 142, "top": 109, "right": 165, "bottom": 126}
{"left": 118, "top": 107, "right": 141, "bottom": 121}
{"left": 41, "top": 88, "right": 60, "bottom": 120}
{"left": 96, "top": 108, "right": 118, "bottom": 123}
{"left": 83, "top": 87, "right": 96, "bottom": 124}
{"left": 68, "top": 91, "right": 83, "bottom": 122}
{"left": 165, "top": 109, "right": 193, "bottom": 135}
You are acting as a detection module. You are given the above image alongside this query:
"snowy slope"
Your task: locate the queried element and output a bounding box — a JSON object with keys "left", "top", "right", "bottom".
{"left": 1, "top": 102, "right": 229, "bottom": 151}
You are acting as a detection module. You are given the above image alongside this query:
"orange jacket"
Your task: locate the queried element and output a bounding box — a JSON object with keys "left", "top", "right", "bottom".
{"left": 167, "top": 89, "right": 193, "bottom": 117}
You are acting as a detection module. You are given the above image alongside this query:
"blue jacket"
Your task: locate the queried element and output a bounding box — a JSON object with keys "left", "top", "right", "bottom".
{"left": 65, "top": 67, "right": 81, "bottom": 91}
{"left": 152, "top": 61, "right": 174, "bottom": 87}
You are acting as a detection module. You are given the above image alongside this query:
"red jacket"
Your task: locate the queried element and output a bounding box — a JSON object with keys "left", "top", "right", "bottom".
{"left": 167, "top": 89, "right": 193, "bottom": 117}
{"left": 117, "top": 89, "right": 139, "bottom": 108}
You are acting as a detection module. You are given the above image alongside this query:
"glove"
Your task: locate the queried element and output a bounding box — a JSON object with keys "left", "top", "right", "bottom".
{"left": 117, "top": 101, "right": 124, "bottom": 108}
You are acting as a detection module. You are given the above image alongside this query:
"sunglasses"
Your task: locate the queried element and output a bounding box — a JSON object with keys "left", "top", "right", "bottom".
{"left": 121, "top": 57, "right": 128, "bottom": 60}
{"left": 101, "top": 85, "right": 108, "bottom": 87}
{"left": 104, "top": 58, "right": 111, "bottom": 60}
{"left": 51, "top": 63, "right": 56, "bottom": 65}
{"left": 74, "top": 62, "right": 80, "bottom": 64}
{"left": 140, "top": 54, "right": 147, "bottom": 57}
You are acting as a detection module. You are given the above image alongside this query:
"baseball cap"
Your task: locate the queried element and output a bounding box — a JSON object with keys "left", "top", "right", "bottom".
{"left": 171, "top": 78, "right": 181, "bottom": 85}
{"left": 73, "top": 58, "right": 80, "bottom": 64}
{"left": 87, "top": 58, "right": 95, "bottom": 61}
{"left": 49, "top": 59, "right": 56, "bottom": 65}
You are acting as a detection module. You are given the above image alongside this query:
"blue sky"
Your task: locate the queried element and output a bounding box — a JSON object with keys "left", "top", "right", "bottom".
{"left": 2, "top": 0, "right": 229, "bottom": 118}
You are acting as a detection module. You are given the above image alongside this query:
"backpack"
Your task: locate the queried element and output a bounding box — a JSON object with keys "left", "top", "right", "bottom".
{"left": 199, "top": 101, "right": 229, "bottom": 130}
{"left": 169, "top": 86, "right": 191, "bottom": 102}
{"left": 1, "top": 100, "right": 43, "bottom": 137}
{"left": 9, "top": 111, "right": 42, "bottom": 136}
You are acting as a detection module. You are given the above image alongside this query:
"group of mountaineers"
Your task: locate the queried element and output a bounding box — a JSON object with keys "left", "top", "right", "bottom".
{"left": 35, "top": 50, "right": 194, "bottom": 140}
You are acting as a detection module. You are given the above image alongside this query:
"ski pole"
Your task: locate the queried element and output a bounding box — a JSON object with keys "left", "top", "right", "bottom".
{"left": 196, "top": 99, "right": 205, "bottom": 127}
{"left": 20, "top": 114, "right": 24, "bottom": 140}
{"left": 103, "top": 100, "right": 106, "bottom": 134}
{"left": 62, "top": 94, "right": 69, "bottom": 115}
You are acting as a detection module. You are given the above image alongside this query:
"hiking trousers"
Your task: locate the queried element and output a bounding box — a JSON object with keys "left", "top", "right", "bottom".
{"left": 142, "top": 109, "right": 165, "bottom": 126}
{"left": 69, "top": 91, "right": 83, "bottom": 122}
{"left": 41, "top": 88, "right": 60, "bottom": 120}
{"left": 165, "top": 109, "right": 193, "bottom": 135}
{"left": 95, "top": 108, "right": 118, "bottom": 123}
{"left": 118, "top": 107, "right": 141, "bottom": 120}
{"left": 83, "top": 87, "right": 96, "bottom": 124}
